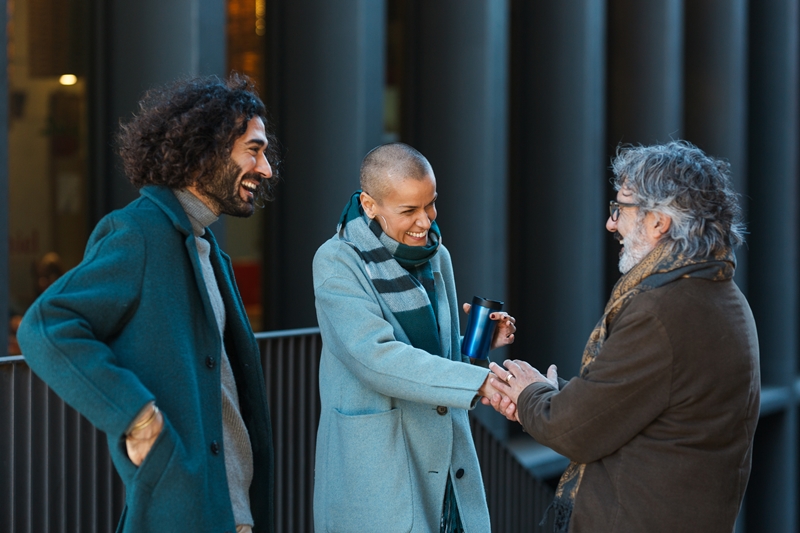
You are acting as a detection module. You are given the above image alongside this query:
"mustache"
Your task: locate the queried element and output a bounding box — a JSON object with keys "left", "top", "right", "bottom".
{"left": 245, "top": 171, "right": 277, "bottom": 206}
{"left": 614, "top": 231, "right": 622, "bottom": 242}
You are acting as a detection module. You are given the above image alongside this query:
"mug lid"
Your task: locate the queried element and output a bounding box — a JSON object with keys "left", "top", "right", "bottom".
{"left": 471, "top": 296, "right": 504, "bottom": 310}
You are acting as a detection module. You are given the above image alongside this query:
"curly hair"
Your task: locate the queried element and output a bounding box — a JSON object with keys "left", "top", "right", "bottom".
{"left": 117, "top": 73, "right": 279, "bottom": 191}
{"left": 611, "top": 140, "right": 745, "bottom": 258}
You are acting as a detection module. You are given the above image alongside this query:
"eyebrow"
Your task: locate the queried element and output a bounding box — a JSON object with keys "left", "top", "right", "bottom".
{"left": 244, "top": 138, "right": 267, "bottom": 148}
{"left": 398, "top": 193, "right": 438, "bottom": 209}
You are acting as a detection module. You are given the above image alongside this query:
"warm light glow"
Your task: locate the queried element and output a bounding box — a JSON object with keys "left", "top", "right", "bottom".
{"left": 59, "top": 74, "right": 78, "bottom": 86}
{"left": 255, "top": 0, "right": 265, "bottom": 36}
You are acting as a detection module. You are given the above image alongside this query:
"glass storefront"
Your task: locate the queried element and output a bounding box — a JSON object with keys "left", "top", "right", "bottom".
{"left": 7, "top": 0, "right": 91, "bottom": 353}
{"left": 6, "top": 0, "right": 275, "bottom": 344}
{"left": 226, "top": 0, "right": 269, "bottom": 332}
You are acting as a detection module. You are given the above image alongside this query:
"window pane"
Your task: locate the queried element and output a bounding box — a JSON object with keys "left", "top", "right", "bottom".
{"left": 226, "top": 0, "right": 268, "bottom": 331}
{"left": 8, "top": 0, "right": 91, "bottom": 354}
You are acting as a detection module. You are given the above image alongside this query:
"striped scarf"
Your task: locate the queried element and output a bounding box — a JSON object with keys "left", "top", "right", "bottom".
{"left": 546, "top": 240, "right": 736, "bottom": 532}
{"left": 337, "top": 191, "right": 442, "bottom": 356}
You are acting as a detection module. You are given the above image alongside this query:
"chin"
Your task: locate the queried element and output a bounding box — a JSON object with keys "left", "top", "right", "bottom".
{"left": 223, "top": 203, "right": 255, "bottom": 218}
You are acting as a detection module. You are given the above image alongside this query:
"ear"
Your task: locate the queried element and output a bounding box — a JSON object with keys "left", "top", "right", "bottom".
{"left": 648, "top": 212, "right": 672, "bottom": 239}
{"left": 360, "top": 191, "right": 376, "bottom": 219}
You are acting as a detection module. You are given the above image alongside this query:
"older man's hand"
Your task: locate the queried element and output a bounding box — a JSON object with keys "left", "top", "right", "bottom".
{"left": 481, "top": 360, "right": 558, "bottom": 422}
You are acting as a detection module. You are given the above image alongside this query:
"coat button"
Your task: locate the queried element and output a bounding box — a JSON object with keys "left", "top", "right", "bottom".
{"left": 206, "top": 356, "right": 216, "bottom": 369}
{"left": 456, "top": 468, "right": 465, "bottom": 479}
{"left": 436, "top": 406, "right": 448, "bottom": 415}
{"left": 210, "top": 440, "right": 220, "bottom": 455}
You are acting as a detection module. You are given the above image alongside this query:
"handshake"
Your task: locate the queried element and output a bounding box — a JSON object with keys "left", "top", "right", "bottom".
{"left": 477, "top": 360, "right": 559, "bottom": 422}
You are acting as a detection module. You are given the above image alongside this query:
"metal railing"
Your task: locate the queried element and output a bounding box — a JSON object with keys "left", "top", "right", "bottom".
{"left": 0, "top": 356, "right": 125, "bottom": 533}
{"left": 1, "top": 329, "right": 555, "bottom": 532}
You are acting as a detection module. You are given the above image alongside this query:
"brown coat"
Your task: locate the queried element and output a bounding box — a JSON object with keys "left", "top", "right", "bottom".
{"left": 518, "top": 277, "right": 760, "bottom": 533}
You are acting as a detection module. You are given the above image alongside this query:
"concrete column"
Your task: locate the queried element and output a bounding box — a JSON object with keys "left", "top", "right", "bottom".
{"left": 745, "top": 0, "right": 799, "bottom": 528}
{"left": 747, "top": 0, "right": 799, "bottom": 387}
{"left": 605, "top": 0, "right": 684, "bottom": 289}
{"left": 607, "top": 0, "right": 684, "bottom": 144}
{"left": 510, "top": 1, "right": 606, "bottom": 379}
{"left": 277, "top": 0, "right": 385, "bottom": 328}
{"left": 106, "top": 0, "right": 226, "bottom": 211}
{"left": 684, "top": 0, "right": 749, "bottom": 291}
{"left": 413, "top": 0, "right": 509, "bottom": 329}
{"left": 411, "top": 0, "right": 509, "bottom": 436}
{"left": 0, "top": 0, "right": 9, "bottom": 356}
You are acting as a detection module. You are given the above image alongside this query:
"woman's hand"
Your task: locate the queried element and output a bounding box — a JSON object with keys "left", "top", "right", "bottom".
{"left": 125, "top": 406, "right": 164, "bottom": 466}
{"left": 478, "top": 372, "right": 501, "bottom": 398}
{"left": 462, "top": 303, "right": 517, "bottom": 350}
{"left": 477, "top": 371, "right": 519, "bottom": 421}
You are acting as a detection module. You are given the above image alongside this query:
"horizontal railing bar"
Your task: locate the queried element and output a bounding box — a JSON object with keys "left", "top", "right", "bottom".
{"left": 253, "top": 327, "right": 320, "bottom": 340}
{"left": 506, "top": 437, "right": 570, "bottom": 481}
{"left": 759, "top": 385, "right": 795, "bottom": 416}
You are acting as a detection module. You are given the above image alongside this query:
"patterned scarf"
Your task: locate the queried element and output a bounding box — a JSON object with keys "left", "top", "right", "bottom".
{"left": 337, "top": 191, "right": 442, "bottom": 356}
{"left": 546, "top": 241, "right": 736, "bottom": 532}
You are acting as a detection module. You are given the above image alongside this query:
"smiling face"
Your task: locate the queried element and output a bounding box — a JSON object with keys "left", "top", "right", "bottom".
{"left": 190, "top": 116, "right": 272, "bottom": 217}
{"left": 606, "top": 186, "right": 661, "bottom": 273}
{"left": 361, "top": 173, "right": 438, "bottom": 246}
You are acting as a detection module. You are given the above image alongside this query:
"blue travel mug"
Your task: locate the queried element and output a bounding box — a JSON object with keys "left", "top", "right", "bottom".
{"left": 461, "top": 296, "right": 504, "bottom": 361}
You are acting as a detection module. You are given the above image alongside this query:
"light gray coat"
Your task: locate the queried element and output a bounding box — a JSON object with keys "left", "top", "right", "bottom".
{"left": 312, "top": 236, "right": 492, "bottom": 533}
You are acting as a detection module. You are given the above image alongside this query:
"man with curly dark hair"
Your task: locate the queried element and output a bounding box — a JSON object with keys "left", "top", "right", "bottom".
{"left": 18, "top": 74, "right": 277, "bottom": 533}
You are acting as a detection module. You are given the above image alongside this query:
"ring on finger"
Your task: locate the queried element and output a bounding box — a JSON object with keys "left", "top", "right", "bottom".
{"left": 506, "top": 374, "right": 515, "bottom": 382}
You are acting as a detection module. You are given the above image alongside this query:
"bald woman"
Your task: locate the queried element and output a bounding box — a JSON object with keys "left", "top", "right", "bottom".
{"left": 312, "top": 143, "right": 515, "bottom": 532}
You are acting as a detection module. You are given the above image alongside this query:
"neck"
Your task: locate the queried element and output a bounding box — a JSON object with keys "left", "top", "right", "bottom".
{"left": 185, "top": 185, "right": 221, "bottom": 216}
{"left": 174, "top": 188, "right": 219, "bottom": 236}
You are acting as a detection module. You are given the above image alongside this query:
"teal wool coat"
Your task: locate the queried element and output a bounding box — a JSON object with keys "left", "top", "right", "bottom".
{"left": 312, "top": 235, "right": 492, "bottom": 533}
{"left": 17, "top": 186, "right": 274, "bottom": 533}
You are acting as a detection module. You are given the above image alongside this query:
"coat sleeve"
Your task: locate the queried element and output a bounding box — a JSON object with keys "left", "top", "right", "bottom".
{"left": 16, "top": 212, "right": 156, "bottom": 439}
{"left": 517, "top": 304, "right": 673, "bottom": 464}
{"left": 313, "top": 240, "right": 489, "bottom": 409}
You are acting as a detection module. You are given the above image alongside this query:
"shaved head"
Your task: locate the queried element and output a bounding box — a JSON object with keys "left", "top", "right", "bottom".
{"left": 360, "top": 142, "right": 434, "bottom": 203}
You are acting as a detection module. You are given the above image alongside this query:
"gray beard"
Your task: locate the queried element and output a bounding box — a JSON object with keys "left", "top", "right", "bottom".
{"left": 618, "top": 229, "right": 654, "bottom": 274}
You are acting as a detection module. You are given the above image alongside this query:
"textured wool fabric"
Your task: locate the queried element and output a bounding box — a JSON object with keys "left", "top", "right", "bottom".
{"left": 339, "top": 192, "right": 466, "bottom": 530}
{"left": 338, "top": 191, "right": 442, "bottom": 356}
{"left": 313, "top": 193, "right": 491, "bottom": 532}
{"left": 176, "top": 190, "right": 254, "bottom": 528}
{"left": 547, "top": 241, "right": 737, "bottom": 532}
{"left": 17, "top": 185, "right": 274, "bottom": 532}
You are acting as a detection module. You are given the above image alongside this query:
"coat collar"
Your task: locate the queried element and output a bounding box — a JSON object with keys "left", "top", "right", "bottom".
{"left": 140, "top": 185, "right": 195, "bottom": 237}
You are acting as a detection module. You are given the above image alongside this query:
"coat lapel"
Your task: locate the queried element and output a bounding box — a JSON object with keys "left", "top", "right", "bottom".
{"left": 141, "top": 185, "right": 221, "bottom": 356}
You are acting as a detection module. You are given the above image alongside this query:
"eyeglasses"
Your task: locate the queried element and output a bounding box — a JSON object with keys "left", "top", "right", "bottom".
{"left": 608, "top": 200, "right": 640, "bottom": 222}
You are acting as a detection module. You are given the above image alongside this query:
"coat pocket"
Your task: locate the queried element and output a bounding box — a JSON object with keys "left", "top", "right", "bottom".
{"left": 130, "top": 416, "right": 178, "bottom": 491}
{"left": 325, "top": 408, "right": 413, "bottom": 533}
{"left": 122, "top": 417, "right": 192, "bottom": 532}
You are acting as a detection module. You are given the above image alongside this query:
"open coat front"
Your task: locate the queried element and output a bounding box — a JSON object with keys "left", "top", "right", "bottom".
{"left": 17, "top": 185, "right": 274, "bottom": 533}
{"left": 312, "top": 236, "right": 491, "bottom": 533}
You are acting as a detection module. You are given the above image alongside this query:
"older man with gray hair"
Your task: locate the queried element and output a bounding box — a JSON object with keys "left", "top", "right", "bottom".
{"left": 487, "top": 140, "right": 760, "bottom": 533}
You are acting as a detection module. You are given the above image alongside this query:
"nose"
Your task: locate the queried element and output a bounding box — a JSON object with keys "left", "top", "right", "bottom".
{"left": 257, "top": 152, "right": 272, "bottom": 178}
{"left": 606, "top": 214, "right": 617, "bottom": 233}
{"left": 416, "top": 211, "right": 432, "bottom": 230}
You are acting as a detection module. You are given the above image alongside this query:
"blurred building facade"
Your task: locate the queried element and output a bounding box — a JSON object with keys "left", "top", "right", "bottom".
{"left": 0, "top": 0, "right": 797, "bottom": 531}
